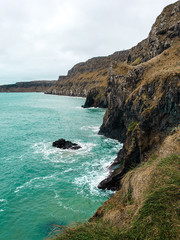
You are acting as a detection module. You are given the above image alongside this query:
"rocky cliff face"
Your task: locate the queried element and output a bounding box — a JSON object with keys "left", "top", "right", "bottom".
{"left": 0, "top": 80, "right": 56, "bottom": 92}
{"left": 127, "top": 1, "right": 180, "bottom": 64}
{"left": 82, "top": 86, "right": 108, "bottom": 108}
{"left": 98, "top": 1, "right": 180, "bottom": 190}
{"left": 46, "top": 51, "right": 129, "bottom": 107}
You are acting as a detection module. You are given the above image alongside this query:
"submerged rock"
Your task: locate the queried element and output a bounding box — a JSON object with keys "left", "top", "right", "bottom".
{"left": 52, "top": 139, "right": 81, "bottom": 150}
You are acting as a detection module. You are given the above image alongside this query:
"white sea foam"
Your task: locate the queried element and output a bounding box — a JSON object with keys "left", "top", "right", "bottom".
{"left": 80, "top": 126, "right": 100, "bottom": 133}
{"left": 54, "top": 193, "right": 82, "bottom": 213}
{"left": 73, "top": 156, "right": 115, "bottom": 196}
{"left": 57, "top": 200, "right": 63, "bottom": 207}
{"left": 32, "top": 139, "right": 98, "bottom": 165}
{"left": 63, "top": 205, "right": 81, "bottom": 213}
{"left": 85, "top": 107, "right": 101, "bottom": 109}
{"left": 14, "top": 174, "right": 57, "bottom": 193}
{"left": 0, "top": 199, "right": 7, "bottom": 212}
{"left": 77, "top": 142, "right": 97, "bottom": 154}
{"left": 54, "top": 190, "right": 59, "bottom": 199}
{"left": 63, "top": 168, "right": 73, "bottom": 173}
{"left": 32, "top": 142, "right": 78, "bottom": 163}
{"left": 16, "top": 155, "right": 24, "bottom": 161}
{"left": 32, "top": 142, "right": 60, "bottom": 157}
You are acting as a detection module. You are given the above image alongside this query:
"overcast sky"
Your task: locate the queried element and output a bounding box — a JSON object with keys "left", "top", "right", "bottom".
{"left": 0, "top": 0, "right": 176, "bottom": 84}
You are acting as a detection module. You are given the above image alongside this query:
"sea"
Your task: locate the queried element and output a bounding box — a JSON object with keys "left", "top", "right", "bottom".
{"left": 0, "top": 93, "right": 122, "bottom": 240}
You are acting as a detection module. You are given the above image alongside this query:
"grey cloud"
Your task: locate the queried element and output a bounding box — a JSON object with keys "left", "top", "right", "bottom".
{"left": 0, "top": 0, "right": 176, "bottom": 84}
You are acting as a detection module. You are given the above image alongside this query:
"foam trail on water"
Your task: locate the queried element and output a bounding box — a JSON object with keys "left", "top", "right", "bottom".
{"left": 14, "top": 174, "right": 57, "bottom": 193}
{"left": 0, "top": 199, "right": 7, "bottom": 212}
{"left": 80, "top": 126, "right": 100, "bottom": 133}
{"left": 73, "top": 156, "right": 116, "bottom": 197}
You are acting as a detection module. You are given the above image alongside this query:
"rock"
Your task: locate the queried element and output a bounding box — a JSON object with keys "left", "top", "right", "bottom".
{"left": 45, "top": 50, "right": 129, "bottom": 108}
{"left": 82, "top": 87, "right": 107, "bottom": 108}
{"left": 52, "top": 139, "right": 81, "bottom": 150}
{"left": 127, "top": 1, "right": 180, "bottom": 64}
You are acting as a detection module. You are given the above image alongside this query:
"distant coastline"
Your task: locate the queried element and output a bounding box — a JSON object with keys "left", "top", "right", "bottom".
{"left": 0, "top": 80, "right": 56, "bottom": 92}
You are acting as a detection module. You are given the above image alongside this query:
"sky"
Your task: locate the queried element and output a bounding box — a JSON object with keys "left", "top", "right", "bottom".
{"left": 0, "top": 0, "right": 177, "bottom": 85}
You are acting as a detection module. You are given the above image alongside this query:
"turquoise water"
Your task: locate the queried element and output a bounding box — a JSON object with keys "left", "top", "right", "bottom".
{"left": 0, "top": 93, "right": 122, "bottom": 240}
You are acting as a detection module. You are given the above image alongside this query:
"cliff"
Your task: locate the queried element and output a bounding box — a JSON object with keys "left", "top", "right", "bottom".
{"left": 0, "top": 80, "right": 56, "bottom": 92}
{"left": 49, "top": 2, "right": 180, "bottom": 239}
{"left": 127, "top": 1, "right": 180, "bottom": 64}
{"left": 98, "top": 0, "right": 180, "bottom": 190}
{"left": 46, "top": 51, "right": 129, "bottom": 107}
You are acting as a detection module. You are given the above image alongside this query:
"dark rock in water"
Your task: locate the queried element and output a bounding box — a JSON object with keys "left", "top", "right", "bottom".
{"left": 52, "top": 138, "right": 81, "bottom": 150}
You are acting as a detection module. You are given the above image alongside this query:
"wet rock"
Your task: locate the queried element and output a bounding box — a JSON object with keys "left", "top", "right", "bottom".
{"left": 52, "top": 139, "right": 81, "bottom": 150}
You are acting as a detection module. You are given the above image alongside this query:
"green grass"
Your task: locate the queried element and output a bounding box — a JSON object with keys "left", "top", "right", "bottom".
{"left": 128, "top": 121, "right": 139, "bottom": 132}
{"left": 49, "top": 222, "right": 120, "bottom": 240}
{"left": 131, "top": 57, "right": 142, "bottom": 66}
{"left": 49, "top": 154, "right": 180, "bottom": 240}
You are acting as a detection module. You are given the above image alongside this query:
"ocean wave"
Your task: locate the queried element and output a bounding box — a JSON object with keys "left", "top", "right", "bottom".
{"left": 53, "top": 190, "right": 86, "bottom": 213}
{"left": 76, "top": 142, "right": 97, "bottom": 154}
{"left": 63, "top": 168, "right": 73, "bottom": 173}
{"left": 0, "top": 199, "right": 7, "bottom": 212}
{"left": 32, "top": 142, "right": 60, "bottom": 156}
{"left": 63, "top": 205, "right": 82, "bottom": 213}
{"left": 73, "top": 156, "right": 115, "bottom": 197}
{"left": 14, "top": 174, "right": 57, "bottom": 193}
{"left": 80, "top": 126, "right": 100, "bottom": 133}
{"left": 0, "top": 199, "right": 7, "bottom": 204}
{"left": 32, "top": 142, "right": 78, "bottom": 163}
